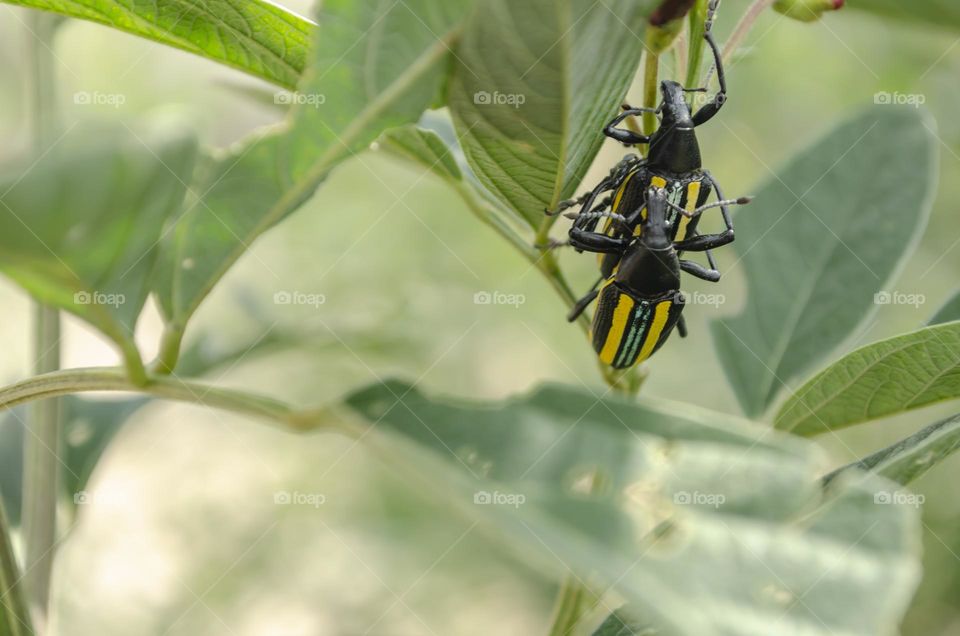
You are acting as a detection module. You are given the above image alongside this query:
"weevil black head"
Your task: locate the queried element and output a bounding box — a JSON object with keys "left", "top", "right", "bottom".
{"left": 639, "top": 187, "right": 673, "bottom": 252}
{"left": 647, "top": 80, "right": 703, "bottom": 174}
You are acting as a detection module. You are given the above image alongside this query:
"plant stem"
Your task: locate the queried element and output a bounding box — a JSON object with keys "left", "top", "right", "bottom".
{"left": 151, "top": 326, "right": 184, "bottom": 375}
{"left": 21, "top": 307, "right": 60, "bottom": 627}
{"left": 642, "top": 50, "right": 660, "bottom": 138}
{"left": 22, "top": 12, "right": 62, "bottom": 628}
{"left": 685, "top": 0, "right": 710, "bottom": 88}
{"left": 722, "top": 0, "right": 776, "bottom": 65}
{"left": 547, "top": 578, "right": 588, "bottom": 636}
{"left": 0, "top": 368, "right": 297, "bottom": 427}
{"left": 0, "top": 497, "right": 35, "bottom": 636}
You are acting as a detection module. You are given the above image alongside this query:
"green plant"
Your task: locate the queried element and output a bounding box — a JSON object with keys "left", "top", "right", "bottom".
{"left": 0, "top": 0, "right": 958, "bottom": 634}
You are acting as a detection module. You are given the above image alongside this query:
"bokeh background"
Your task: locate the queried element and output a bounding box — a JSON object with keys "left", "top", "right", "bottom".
{"left": 0, "top": 1, "right": 959, "bottom": 634}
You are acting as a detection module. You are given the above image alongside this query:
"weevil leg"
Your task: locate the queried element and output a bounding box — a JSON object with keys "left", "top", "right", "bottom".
{"left": 692, "top": 21, "right": 728, "bottom": 126}
{"left": 672, "top": 170, "right": 735, "bottom": 252}
{"left": 567, "top": 276, "right": 605, "bottom": 322}
{"left": 569, "top": 228, "right": 631, "bottom": 254}
{"left": 604, "top": 108, "right": 653, "bottom": 146}
{"left": 677, "top": 315, "right": 688, "bottom": 338}
{"left": 546, "top": 190, "right": 594, "bottom": 217}
{"left": 680, "top": 259, "right": 721, "bottom": 282}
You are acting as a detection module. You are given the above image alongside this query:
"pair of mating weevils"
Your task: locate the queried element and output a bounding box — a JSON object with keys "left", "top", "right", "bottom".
{"left": 547, "top": 5, "right": 751, "bottom": 370}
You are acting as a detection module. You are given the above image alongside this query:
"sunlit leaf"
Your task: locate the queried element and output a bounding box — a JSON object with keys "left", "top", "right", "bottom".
{"left": 0, "top": 0, "right": 313, "bottom": 89}
{"left": 448, "top": 0, "right": 655, "bottom": 227}
{"left": 711, "top": 107, "right": 937, "bottom": 418}
{"left": 776, "top": 323, "right": 960, "bottom": 435}
{"left": 345, "top": 381, "right": 921, "bottom": 636}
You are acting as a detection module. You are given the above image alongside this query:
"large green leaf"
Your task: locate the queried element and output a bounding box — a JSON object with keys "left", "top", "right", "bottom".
{"left": 850, "top": 0, "right": 960, "bottom": 32}
{"left": 776, "top": 323, "right": 960, "bottom": 435}
{"left": 711, "top": 107, "right": 937, "bottom": 418}
{"left": 447, "top": 0, "right": 655, "bottom": 227}
{"left": 155, "top": 0, "right": 478, "bottom": 333}
{"left": 928, "top": 289, "right": 960, "bottom": 325}
{"left": 1, "top": 0, "right": 312, "bottom": 89}
{"left": 344, "top": 381, "right": 921, "bottom": 635}
{"left": 0, "top": 121, "right": 196, "bottom": 363}
{"left": 825, "top": 412, "right": 960, "bottom": 487}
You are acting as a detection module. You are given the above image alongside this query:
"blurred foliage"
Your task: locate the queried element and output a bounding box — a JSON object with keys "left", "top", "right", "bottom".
{"left": 0, "top": 0, "right": 959, "bottom": 634}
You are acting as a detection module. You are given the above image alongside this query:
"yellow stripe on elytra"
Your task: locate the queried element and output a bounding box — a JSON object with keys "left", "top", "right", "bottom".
{"left": 676, "top": 180, "right": 700, "bottom": 242}
{"left": 599, "top": 293, "right": 635, "bottom": 365}
{"left": 636, "top": 301, "right": 672, "bottom": 363}
{"left": 650, "top": 176, "right": 667, "bottom": 188}
{"left": 612, "top": 171, "right": 637, "bottom": 214}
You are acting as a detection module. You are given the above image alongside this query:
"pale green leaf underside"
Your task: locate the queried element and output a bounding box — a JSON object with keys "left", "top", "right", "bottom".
{"left": 851, "top": 0, "right": 960, "bottom": 32}
{"left": 154, "top": 0, "right": 477, "bottom": 329}
{"left": 0, "top": 121, "right": 196, "bottom": 349}
{"left": 448, "top": 0, "right": 656, "bottom": 227}
{"left": 825, "top": 412, "right": 960, "bottom": 487}
{"left": 711, "top": 107, "right": 937, "bottom": 418}
{"left": 776, "top": 323, "right": 960, "bottom": 435}
{"left": 1, "top": 0, "right": 313, "bottom": 89}
{"left": 346, "top": 381, "right": 920, "bottom": 636}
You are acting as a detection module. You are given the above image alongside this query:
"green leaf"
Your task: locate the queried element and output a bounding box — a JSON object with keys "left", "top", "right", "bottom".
{"left": 381, "top": 125, "right": 462, "bottom": 182}
{"left": 345, "top": 381, "right": 921, "bottom": 635}
{"left": 775, "top": 323, "right": 960, "bottom": 435}
{"left": 155, "top": 0, "right": 478, "bottom": 333}
{"left": 447, "top": 0, "right": 655, "bottom": 227}
{"left": 0, "top": 121, "right": 196, "bottom": 366}
{"left": 0, "top": 501, "right": 33, "bottom": 636}
{"left": 592, "top": 606, "right": 656, "bottom": 636}
{"left": 711, "top": 107, "right": 937, "bottom": 418}
{"left": 850, "top": 0, "right": 960, "bottom": 32}
{"left": 0, "top": 0, "right": 313, "bottom": 89}
{"left": 825, "top": 412, "right": 960, "bottom": 487}
{"left": 928, "top": 289, "right": 960, "bottom": 325}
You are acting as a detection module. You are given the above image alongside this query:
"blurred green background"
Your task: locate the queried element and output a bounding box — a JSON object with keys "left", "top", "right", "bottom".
{"left": 1, "top": 1, "right": 959, "bottom": 633}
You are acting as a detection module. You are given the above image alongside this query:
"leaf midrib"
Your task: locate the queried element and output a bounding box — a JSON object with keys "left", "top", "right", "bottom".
{"left": 173, "top": 27, "right": 463, "bottom": 324}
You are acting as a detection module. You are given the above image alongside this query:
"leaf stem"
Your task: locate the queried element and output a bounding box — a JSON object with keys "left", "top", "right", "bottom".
{"left": 642, "top": 50, "right": 660, "bottom": 138}
{"left": 22, "top": 12, "right": 62, "bottom": 628}
{"left": 685, "top": 0, "right": 710, "bottom": 88}
{"left": 0, "top": 502, "right": 34, "bottom": 636}
{"left": 722, "top": 0, "right": 776, "bottom": 65}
